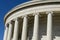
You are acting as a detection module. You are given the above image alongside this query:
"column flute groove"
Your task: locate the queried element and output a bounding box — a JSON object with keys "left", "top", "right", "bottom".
{"left": 21, "top": 15, "right": 28, "bottom": 40}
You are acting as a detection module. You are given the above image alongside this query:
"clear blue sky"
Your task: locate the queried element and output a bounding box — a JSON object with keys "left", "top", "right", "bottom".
{"left": 0, "top": 0, "right": 30, "bottom": 40}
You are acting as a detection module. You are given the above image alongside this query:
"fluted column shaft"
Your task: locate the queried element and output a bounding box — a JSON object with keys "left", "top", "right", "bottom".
{"left": 7, "top": 22, "right": 13, "bottom": 40}
{"left": 47, "top": 12, "right": 53, "bottom": 40}
{"left": 13, "top": 19, "right": 19, "bottom": 40}
{"left": 32, "top": 14, "right": 39, "bottom": 40}
{"left": 21, "top": 16, "right": 27, "bottom": 40}
{"left": 3, "top": 27, "right": 8, "bottom": 40}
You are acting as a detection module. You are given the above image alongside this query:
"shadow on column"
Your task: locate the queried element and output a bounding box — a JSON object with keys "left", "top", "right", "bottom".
{"left": 27, "top": 16, "right": 34, "bottom": 40}
{"left": 38, "top": 14, "right": 47, "bottom": 40}
{"left": 52, "top": 14, "right": 60, "bottom": 40}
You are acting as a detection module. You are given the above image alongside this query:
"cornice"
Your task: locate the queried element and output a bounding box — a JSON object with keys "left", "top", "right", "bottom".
{"left": 4, "top": 0, "right": 60, "bottom": 23}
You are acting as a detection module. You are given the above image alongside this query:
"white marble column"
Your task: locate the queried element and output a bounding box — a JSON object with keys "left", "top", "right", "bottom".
{"left": 32, "top": 14, "right": 39, "bottom": 40}
{"left": 47, "top": 12, "right": 53, "bottom": 40}
{"left": 7, "top": 22, "right": 13, "bottom": 40}
{"left": 21, "top": 16, "right": 27, "bottom": 40}
{"left": 3, "top": 27, "right": 8, "bottom": 40}
{"left": 13, "top": 18, "right": 19, "bottom": 40}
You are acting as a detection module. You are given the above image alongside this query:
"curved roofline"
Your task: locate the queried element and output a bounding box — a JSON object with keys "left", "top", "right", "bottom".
{"left": 4, "top": 0, "right": 60, "bottom": 23}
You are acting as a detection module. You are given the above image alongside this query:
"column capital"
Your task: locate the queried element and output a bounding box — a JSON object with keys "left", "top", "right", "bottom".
{"left": 9, "top": 21, "right": 13, "bottom": 24}
{"left": 5, "top": 23, "right": 9, "bottom": 28}
{"left": 13, "top": 18, "right": 20, "bottom": 22}
{"left": 5, "top": 26, "right": 8, "bottom": 30}
{"left": 5, "top": 24, "right": 8, "bottom": 28}
{"left": 46, "top": 11, "right": 53, "bottom": 14}
{"left": 21, "top": 15, "right": 27, "bottom": 18}
{"left": 33, "top": 12, "right": 40, "bottom": 16}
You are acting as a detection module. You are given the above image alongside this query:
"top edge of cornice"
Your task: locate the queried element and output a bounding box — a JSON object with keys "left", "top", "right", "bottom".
{"left": 4, "top": 0, "right": 60, "bottom": 21}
